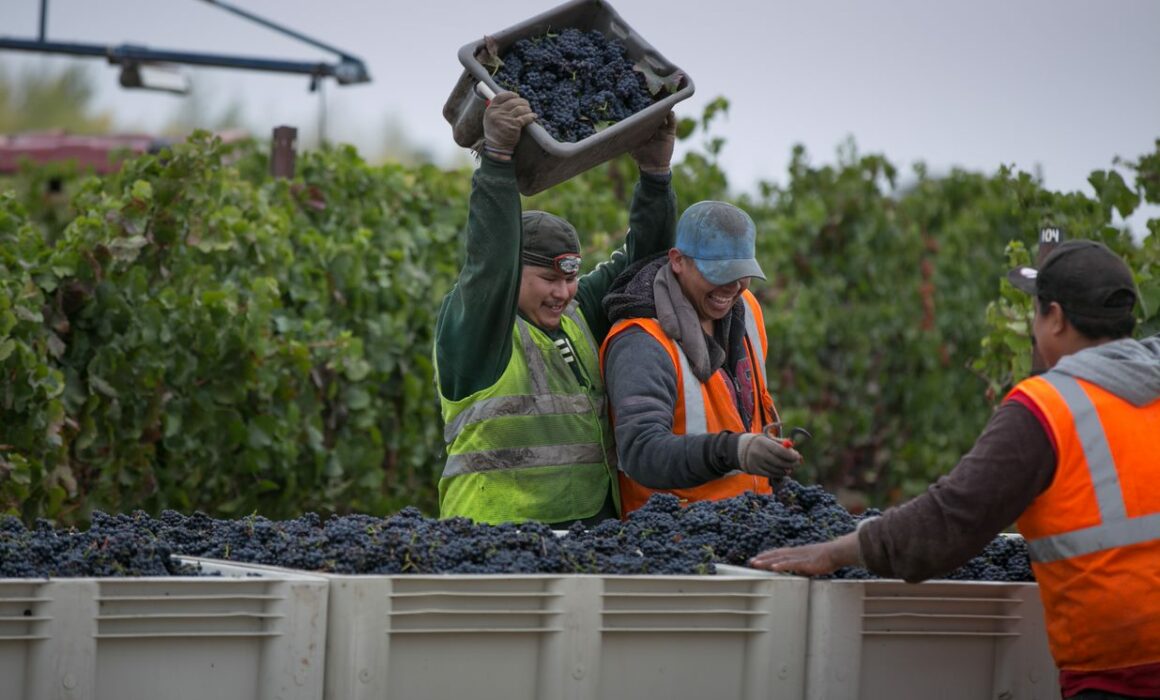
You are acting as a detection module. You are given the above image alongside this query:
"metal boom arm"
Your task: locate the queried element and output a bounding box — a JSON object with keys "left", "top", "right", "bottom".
{"left": 0, "top": 0, "right": 370, "bottom": 89}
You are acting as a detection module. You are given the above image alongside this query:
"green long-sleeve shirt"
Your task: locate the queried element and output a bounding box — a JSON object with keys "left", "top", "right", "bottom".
{"left": 435, "top": 156, "right": 677, "bottom": 401}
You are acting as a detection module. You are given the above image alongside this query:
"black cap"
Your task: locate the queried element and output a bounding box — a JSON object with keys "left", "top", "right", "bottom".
{"left": 1006, "top": 239, "right": 1137, "bottom": 321}
{"left": 521, "top": 211, "right": 580, "bottom": 269}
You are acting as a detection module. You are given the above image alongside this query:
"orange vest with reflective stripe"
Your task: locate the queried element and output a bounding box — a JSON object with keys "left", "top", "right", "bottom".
{"left": 601, "top": 290, "right": 778, "bottom": 516}
{"left": 1009, "top": 372, "right": 1160, "bottom": 672}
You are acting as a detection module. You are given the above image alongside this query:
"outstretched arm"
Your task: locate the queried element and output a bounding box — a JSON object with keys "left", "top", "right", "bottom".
{"left": 434, "top": 93, "right": 537, "bottom": 401}
{"left": 574, "top": 113, "right": 678, "bottom": 342}
{"left": 749, "top": 401, "right": 1055, "bottom": 580}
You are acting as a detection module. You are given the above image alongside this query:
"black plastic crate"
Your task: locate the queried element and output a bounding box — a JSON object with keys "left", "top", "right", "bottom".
{"left": 443, "top": 0, "right": 695, "bottom": 195}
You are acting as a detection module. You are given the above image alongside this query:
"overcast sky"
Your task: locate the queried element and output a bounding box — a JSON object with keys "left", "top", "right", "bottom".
{"left": 4, "top": 0, "right": 1159, "bottom": 232}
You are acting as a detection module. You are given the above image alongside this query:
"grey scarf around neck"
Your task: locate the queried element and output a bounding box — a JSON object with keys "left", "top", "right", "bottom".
{"left": 653, "top": 264, "right": 725, "bottom": 382}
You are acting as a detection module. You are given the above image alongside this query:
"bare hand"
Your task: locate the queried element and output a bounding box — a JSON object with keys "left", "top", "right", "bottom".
{"left": 748, "top": 533, "right": 862, "bottom": 575}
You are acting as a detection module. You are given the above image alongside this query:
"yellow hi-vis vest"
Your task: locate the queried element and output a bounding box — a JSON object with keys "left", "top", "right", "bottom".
{"left": 437, "top": 301, "right": 617, "bottom": 524}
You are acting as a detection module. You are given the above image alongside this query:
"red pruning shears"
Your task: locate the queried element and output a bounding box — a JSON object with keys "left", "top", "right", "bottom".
{"left": 762, "top": 422, "right": 812, "bottom": 449}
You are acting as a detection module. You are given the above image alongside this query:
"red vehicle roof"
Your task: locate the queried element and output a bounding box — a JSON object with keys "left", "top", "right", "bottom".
{"left": 0, "top": 132, "right": 167, "bottom": 174}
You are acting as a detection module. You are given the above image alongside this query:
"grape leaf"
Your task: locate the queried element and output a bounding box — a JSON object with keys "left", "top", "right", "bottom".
{"left": 633, "top": 62, "right": 684, "bottom": 97}
{"left": 475, "top": 35, "right": 504, "bottom": 75}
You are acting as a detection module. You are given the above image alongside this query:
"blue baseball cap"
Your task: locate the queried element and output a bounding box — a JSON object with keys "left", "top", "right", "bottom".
{"left": 675, "top": 201, "right": 766, "bottom": 286}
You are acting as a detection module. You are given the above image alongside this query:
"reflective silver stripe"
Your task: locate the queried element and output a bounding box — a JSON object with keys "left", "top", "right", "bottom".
{"left": 672, "top": 302, "right": 764, "bottom": 435}
{"left": 673, "top": 343, "right": 708, "bottom": 434}
{"left": 1028, "top": 512, "right": 1160, "bottom": 563}
{"left": 742, "top": 300, "right": 768, "bottom": 392}
{"left": 444, "top": 394, "right": 603, "bottom": 443}
{"left": 564, "top": 301, "right": 597, "bottom": 355}
{"left": 1040, "top": 372, "right": 1126, "bottom": 522}
{"left": 443, "top": 442, "right": 606, "bottom": 478}
{"left": 516, "top": 318, "right": 549, "bottom": 395}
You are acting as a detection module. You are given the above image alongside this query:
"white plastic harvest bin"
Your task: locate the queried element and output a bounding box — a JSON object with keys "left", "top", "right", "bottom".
{"left": 805, "top": 579, "right": 1059, "bottom": 700}
{"left": 0, "top": 559, "right": 328, "bottom": 700}
{"left": 317, "top": 567, "right": 807, "bottom": 700}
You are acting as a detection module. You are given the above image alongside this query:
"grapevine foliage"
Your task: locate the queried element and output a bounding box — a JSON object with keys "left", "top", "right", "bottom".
{"left": 746, "top": 141, "right": 1160, "bottom": 507}
{"left": 0, "top": 135, "right": 469, "bottom": 524}
{"left": 2, "top": 119, "right": 1156, "bottom": 529}
{"left": 492, "top": 28, "right": 654, "bottom": 143}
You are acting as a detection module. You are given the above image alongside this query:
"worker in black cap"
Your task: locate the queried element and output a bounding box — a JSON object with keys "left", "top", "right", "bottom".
{"left": 751, "top": 239, "right": 1160, "bottom": 698}
{"left": 434, "top": 90, "right": 678, "bottom": 527}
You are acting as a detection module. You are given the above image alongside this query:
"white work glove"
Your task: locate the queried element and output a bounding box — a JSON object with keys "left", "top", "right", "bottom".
{"left": 482, "top": 91, "right": 537, "bottom": 159}
{"left": 736, "top": 433, "right": 802, "bottom": 480}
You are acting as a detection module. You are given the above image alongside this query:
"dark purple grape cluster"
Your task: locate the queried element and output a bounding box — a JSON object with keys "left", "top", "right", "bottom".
{"left": 0, "top": 481, "right": 1033, "bottom": 581}
{"left": 149, "top": 482, "right": 1030, "bottom": 580}
{"left": 154, "top": 508, "right": 576, "bottom": 575}
{"left": 558, "top": 497, "right": 717, "bottom": 575}
{"left": 625, "top": 482, "right": 1033, "bottom": 582}
{"left": 937, "top": 535, "right": 1033, "bottom": 583}
{"left": 492, "top": 27, "right": 653, "bottom": 142}
{"left": 623, "top": 485, "right": 879, "bottom": 580}
{"left": 0, "top": 512, "right": 197, "bottom": 578}
{"left": 151, "top": 507, "right": 714, "bottom": 575}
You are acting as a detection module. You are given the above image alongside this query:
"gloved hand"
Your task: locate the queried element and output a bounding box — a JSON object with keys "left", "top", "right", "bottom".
{"left": 483, "top": 91, "right": 537, "bottom": 159}
{"left": 630, "top": 111, "right": 677, "bottom": 174}
{"left": 736, "top": 432, "right": 802, "bottom": 480}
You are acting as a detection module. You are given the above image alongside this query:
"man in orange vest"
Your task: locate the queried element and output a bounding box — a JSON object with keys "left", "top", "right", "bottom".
{"left": 750, "top": 240, "right": 1160, "bottom": 698}
{"left": 600, "top": 201, "right": 801, "bottom": 516}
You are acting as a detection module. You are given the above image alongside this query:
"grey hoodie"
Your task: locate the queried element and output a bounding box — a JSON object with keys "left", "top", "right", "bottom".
{"left": 1053, "top": 335, "right": 1160, "bottom": 407}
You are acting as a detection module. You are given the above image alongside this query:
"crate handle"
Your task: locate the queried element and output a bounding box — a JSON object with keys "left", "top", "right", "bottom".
{"left": 474, "top": 81, "right": 496, "bottom": 103}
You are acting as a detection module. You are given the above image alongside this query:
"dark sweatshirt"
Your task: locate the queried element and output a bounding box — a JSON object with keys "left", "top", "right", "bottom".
{"left": 857, "top": 400, "right": 1056, "bottom": 582}
{"left": 434, "top": 156, "right": 677, "bottom": 401}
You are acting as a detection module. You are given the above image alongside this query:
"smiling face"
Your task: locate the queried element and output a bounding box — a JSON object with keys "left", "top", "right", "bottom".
{"left": 519, "top": 265, "right": 579, "bottom": 331}
{"left": 669, "top": 249, "right": 750, "bottom": 333}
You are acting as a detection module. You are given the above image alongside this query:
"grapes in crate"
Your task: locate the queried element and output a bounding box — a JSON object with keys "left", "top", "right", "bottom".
{"left": 489, "top": 28, "right": 657, "bottom": 143}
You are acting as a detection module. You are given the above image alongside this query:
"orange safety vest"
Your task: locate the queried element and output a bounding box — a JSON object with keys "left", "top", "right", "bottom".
{"left": 1009, "top": 372, "right": 1160, "bottom": 672}
{"left": 601, "top": 290, "right": 779, "bottom": 516}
